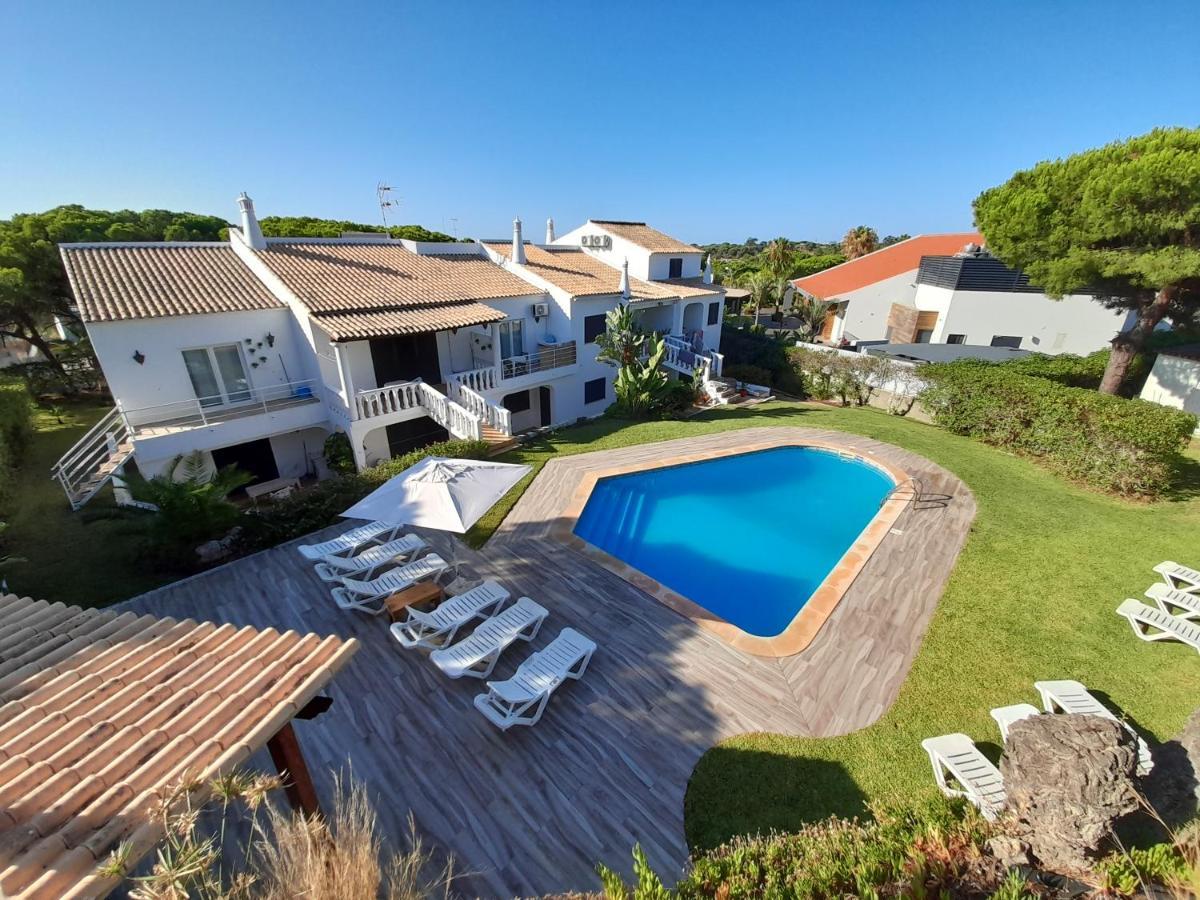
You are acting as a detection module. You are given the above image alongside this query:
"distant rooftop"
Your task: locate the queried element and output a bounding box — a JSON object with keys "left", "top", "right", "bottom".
{"left": 863, "top": 342, "right": 1031, "bottom": 364}
{"left": 792, "top": 233, "right": 983, "bottom": 300}
{"left": 589, "top": 221, "right": 700, "bottom": 254}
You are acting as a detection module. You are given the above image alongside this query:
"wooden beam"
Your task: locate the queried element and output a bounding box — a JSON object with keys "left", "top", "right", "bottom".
{"left": 267, "top": 721, "right": 322, "bottom": 818}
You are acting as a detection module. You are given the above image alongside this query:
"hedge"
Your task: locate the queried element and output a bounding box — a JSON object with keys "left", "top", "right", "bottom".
{"left": 920, "top": 360, "right": 1196, "bottom": 497}
{"left": 236, "top": 438, "right": 490, "bottom": 553}
{"left": 0, "top": 378, "right": 33, "bottom": 508}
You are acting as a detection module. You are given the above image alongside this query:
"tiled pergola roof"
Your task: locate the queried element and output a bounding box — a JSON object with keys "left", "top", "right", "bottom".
{"left": 0, "top": 593, "right": 357, "bottom": 899}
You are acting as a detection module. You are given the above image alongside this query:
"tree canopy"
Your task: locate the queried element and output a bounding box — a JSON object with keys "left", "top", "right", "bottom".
{"left": 841, "top": 225, "right": 879, "bottom": 259}
{"left": 255, "top": 216, "right": 456, "bottom": 242}
{"left": 974, "top": 126, "right": 1200, "bottom": 392}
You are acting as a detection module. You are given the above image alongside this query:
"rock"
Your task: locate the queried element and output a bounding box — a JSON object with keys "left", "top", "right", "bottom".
{"left": 1001, "top": 714, "right": 1139, "bottom": 872}
{"left": 195, "top": 526, "right": 245, "bottom": 565}
{"left": 1143, "top": 705, "right": 1200, "bottom": 826}
{"left": 985, "top": 834, "right": 1033, "bottom": 868}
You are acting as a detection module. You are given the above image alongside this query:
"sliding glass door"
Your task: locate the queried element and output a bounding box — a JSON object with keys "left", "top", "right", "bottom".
{"left": 182, "top": 344, "right": 252, "bottom": 408}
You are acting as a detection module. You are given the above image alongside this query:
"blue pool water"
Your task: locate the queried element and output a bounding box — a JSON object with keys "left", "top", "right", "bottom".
{"left": 573, "top": 446, "right": 894, "bottom": 637}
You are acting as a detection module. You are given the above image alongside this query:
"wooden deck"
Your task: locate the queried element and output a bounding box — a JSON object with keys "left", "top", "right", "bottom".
{"left": 118, "top": 426, "right": 974, "bottom": 897}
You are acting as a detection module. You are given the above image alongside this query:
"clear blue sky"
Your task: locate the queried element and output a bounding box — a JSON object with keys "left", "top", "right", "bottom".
{"left": 4, "top": 1, "right": 1197, "bottom": 244}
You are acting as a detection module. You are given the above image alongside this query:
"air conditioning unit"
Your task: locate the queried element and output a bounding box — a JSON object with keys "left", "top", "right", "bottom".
{"left": 580, "top": 235, "right": 612, "bottom": 249}
{"left": 531, "top": 302, "right": 549, "bottom": 318}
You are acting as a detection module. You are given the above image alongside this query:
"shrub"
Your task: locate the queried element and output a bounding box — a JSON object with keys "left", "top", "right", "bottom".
{"left": 920, "top": 360, "right": 1197, "bottom": 497}
{"left": 0, "top": 377, "right": 32, "bottom": 506}
{"left": 237, "top": 438, "right": 490, "bottom": 553}
{"left": 323, "top": 431, "right": 355, "bottom": 474}
{"left": 719, "top": 325, "right": 790, "bottom": 383}
{"left": 125, "top": 451, "right": 253, "bottom": 545}
{"left": 722, "top": 364, "right": 772, "bottom": 386}
{"left": 659, "top": 378, "right": 699, "bottom": 418}
{"left": 599, "top": 797, "right": 1006, "bottom": 899}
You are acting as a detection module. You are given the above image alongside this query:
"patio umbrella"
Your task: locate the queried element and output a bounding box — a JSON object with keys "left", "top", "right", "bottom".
{"left": 339, "top": 456, "right": 531, "bottom": 533}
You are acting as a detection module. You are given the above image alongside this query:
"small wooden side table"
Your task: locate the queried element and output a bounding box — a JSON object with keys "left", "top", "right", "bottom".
{"left": 384, "top": 581, "right": 444, "bottom": 622}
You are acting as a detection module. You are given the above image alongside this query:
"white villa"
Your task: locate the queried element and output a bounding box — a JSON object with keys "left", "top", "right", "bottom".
{"left": 793, "top": 233, "right": 1132, "bottom": 354}
{"left": 53, "top": 197, "right": 726, "bottom": 508}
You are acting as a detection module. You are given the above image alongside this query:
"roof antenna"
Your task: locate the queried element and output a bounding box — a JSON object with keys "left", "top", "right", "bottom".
{"left": 377, "top": 181, "right": 398, "bottom": 229}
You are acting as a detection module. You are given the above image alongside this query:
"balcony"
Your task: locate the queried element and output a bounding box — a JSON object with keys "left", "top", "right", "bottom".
{"left": 499, "top": 341, "right": 577, "bottom": 380}
{"left": 659, "top": 335, "right": 724, "bottom": 377}
{"left": 121, "top": 379, "right": 324, "bottom": 437}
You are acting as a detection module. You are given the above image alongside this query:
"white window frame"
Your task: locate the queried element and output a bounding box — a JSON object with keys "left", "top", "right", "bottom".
{"left": 181, "top": 343, "right": 254, "bottom": 408}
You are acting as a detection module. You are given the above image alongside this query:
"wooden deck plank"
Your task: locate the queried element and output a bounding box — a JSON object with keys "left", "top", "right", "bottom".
{"left": 117, "top": 425, "right": 973, "bottom": 896}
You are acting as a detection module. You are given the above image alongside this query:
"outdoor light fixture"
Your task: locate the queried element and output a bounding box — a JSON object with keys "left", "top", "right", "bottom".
{"left": 265, "top": 332, "right": 275, "bottom": 347}
{"left": 132, "top": 350, "right": 146, "bottom": 365}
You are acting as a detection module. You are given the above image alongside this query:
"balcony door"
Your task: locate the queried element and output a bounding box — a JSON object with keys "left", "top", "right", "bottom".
{"left": 370, "top": 333, "right": 441, "bottom": 387}
{"left": 182, "top": 345, "right": 252, "bottom": 408}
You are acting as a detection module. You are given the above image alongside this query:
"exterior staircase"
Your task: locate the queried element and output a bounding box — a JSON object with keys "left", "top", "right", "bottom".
{"left": 480, "top": 423, "right": 519, "bottom": 455}
{"left": 52, "top": 406, "right": 136, "bottom": 510}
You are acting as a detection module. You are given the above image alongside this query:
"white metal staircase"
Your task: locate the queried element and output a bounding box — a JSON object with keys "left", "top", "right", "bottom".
{"left": 51, "top": 406, "right": 135, "bottom": 510}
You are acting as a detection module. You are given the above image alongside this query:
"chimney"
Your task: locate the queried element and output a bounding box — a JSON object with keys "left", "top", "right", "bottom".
{"left": 545, "top": 217, "right": 556, "bottom": 244}
{"left": 619, "top": 257, "right": 630, "bottom": 300}
{"left": 703, "top": 254, "right": 714, "bottom": 285}
{"left": 512, "top": 217, "right": 527, "bottom": 264}
{"left": 236, "top": 193, "right": 267, "bottom": 250}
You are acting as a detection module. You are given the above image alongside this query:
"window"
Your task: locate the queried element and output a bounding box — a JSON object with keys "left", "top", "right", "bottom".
{"left": 946, "top": 333, "right": 967, "bottom": 344}
{"left": 182, "top": 345, "right": 251, "bottom": 407}
{"left": 990, "top": 335, "right": 1022, "bottom": 349}
{"left": 668, "top": 258, "right": 683, "bottom": 278}
{"left": 584, "top": 313, "right": 606, "bottom": 344}
{"left": 584, "top": 377, "right": 606, "bottom": 404}
{"left": 502, "top": 390, "right": 531, "bottom": 413}
{"left": 707, "top": 302, "right": 720, "bottom": 326}
{"left": 914, "top": 329, "right": 934, "bottom": 344}
{"left": 497, "top": 320, "right": 526, "bottom": 359}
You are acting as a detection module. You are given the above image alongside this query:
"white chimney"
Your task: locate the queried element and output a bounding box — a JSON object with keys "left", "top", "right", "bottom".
{"left": 236, "top": 193, "right": 267, "bottom": 250}
{"left": 512, "top": 217, "right": 527, "bottom": 264}
{"left": 703, "top": 254, "right": 714, "bottom": 285}
{"left": 619, "top": 257, "right": 630, "bottom": 300}
{"left": 545, "top": 217, "right": 556, "bottom": 244}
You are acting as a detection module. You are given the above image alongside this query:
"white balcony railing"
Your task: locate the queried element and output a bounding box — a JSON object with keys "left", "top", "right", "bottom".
{"left": 351, "top": 379, "right": 483, "bottom": 441}
{"left": 121, "top": 379, "right": 322, "bottom": 432}
{"left": 448, "top": 380, "right": 512, "bottom": 435}
{"left": 662, "top": 335, "right": 723, "bottom": 377}
{"left": 354, "top": 381, "right": 423, "bottom": 420}
{"left": 451, "top": 365, "right": 499, "bottom": 393}
{"left": 500, "top": 341, "right": 577, "bottom": 380}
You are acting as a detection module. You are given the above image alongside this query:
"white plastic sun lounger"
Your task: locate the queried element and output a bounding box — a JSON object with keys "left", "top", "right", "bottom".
{"left": 1118, "top": 598, "right": 1200, "bottom": 652}
{"left": 473, "top": 627, "right": 596, "bottom": 730}
{"left": 329, "top": 553, "right": 449, "bottom": 615}
{"left": 1034, "top": 679, "right": 1154, "bottom": 775}
{"left": 428, "top": 597, "right": 548, "bottom": 679}
{"left": 920, "top": 733, "right": 1006, "bottom": 821}
{"left": 1145, "top": 582, "right": 1200, "bottom": 621}
{"left": 312, "top": 534, "right": 427, "bottom": 582}
{"left": 390, "top": 580, "right": 510, "bottom": 649}
{"left": 1153, "top": 560, "right": 1200, "bottom": 594}
{"left": 989, "top": 703, "right": 1041, "bottom": 743}
{"left": 297, "top": 520, "right": 399, "bottom": 560}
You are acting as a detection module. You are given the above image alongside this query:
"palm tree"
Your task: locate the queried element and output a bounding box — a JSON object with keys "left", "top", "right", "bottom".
{"left": 763, "top": 238, "right": 793, "bottom": 279}
{"left": 791, "top": 294, "right": 830, "bottom": 343}
{"left": 742, "top": 271, "right": 775, "bottom": 328}
{"left": 841, "top": 226, "right": 879, "bottom": 260}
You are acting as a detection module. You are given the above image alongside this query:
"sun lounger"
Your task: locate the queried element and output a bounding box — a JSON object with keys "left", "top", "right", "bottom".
{"left": 390, "top": 580, "right": 510, "bottom": 649}
{"left": 312, "top": 534, "right": 427, "bottom": 582}
{"left": 329, "top": 553, "right": 449, "bottom": 615}
{"left": 1034, "top": 678, "right": 1154, "bottom": 775}
{"left": 703, "top": 378, "right": 738, "bottom": 406}
{"left": 297, "top": 520, "right": 399, "bottom": 560}
{"left": 473, "top": 627, "right": 595, "bottom": 730}
{"left": 1145, "top": 582, "right": 1200, "bottom": 621}
{"left": 1118, "top": 598, "right": 1200, "bottom": 652}
{"left": 1153, "top": 560, "right": 1200, "bottom": 594}
{"left": 428, "top": 597, "right": 548, "bottom": 679}
{"left": 989, "top": 703, "right": 1040, "bottom": 743}
{"left": 920, "top": 733, "right": 1006, "bottom": 821}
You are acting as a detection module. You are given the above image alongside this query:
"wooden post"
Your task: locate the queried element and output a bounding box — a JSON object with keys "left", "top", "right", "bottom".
{"left": 266, "top": 721, "right": 322, "bottom": 819}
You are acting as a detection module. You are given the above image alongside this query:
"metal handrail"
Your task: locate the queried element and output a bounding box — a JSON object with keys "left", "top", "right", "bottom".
{"left": 121, "top": 379, "right": 319, "bottom": 430}
{"left": 500, "top": 341, "right": 577, "bottom": 379}
{"left": 51, "top": 405, "right": 125, "bottom": 475}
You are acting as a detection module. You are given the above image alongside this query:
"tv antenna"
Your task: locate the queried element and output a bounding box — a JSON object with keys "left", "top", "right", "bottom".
{"left": 448, "top": 217, "right": 459, "bottom": 239}
{"left": 377, "top": 182, "right": 398, "bottom": 228}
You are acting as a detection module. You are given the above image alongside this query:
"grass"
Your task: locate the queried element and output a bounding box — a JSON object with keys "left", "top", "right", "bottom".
{"left": 475, "top": 402, "right": 1200, "bottom": 852}
{"left": 2, "top": 397, "right": 174, "bottom": 605}
{"left": 8, "top": 396, "right": 1198, "bottom": 853}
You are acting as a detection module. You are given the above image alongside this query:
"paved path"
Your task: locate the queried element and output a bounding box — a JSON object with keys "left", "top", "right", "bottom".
{"left": 120, "top": 426, "right": 974, "bottom": 896}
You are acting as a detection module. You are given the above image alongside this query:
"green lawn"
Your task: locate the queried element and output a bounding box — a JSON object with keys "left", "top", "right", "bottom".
{"left": 477, "top": 403, "right": 1200, "bottom": 851}
{"left": 3, "top": 398, "right": 174, "bottom": 606}
{"left": 8, "top": 398, "right": 1198, "bottom": 852}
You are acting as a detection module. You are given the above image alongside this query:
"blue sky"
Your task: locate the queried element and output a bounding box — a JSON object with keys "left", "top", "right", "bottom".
{"left": 3, "top": 1, "right": 1197, "bottom": 243}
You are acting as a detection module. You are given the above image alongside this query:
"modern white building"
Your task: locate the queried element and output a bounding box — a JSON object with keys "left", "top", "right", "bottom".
{"left": 793, "top": 234, "right": 1132, "bottom": 354}
{"left": 53, "top": 198, "right": 726, "bottom": 509}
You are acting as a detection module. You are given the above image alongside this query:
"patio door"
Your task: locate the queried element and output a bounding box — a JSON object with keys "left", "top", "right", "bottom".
{"left": 182, "top": 345, "right": 252, "bottom": 408}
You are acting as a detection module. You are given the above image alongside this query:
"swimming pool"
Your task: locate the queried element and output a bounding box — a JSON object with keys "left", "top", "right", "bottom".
{"left": 572, "top": 446, "right": 895, "bottom": 638}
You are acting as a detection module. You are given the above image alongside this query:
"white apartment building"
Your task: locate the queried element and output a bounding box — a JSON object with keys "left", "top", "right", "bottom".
{"left": 53, "top": 197, "right": 726, "bottom": 509}
{"left": 793, "top": 234, "right": 1131, "bottom": 354}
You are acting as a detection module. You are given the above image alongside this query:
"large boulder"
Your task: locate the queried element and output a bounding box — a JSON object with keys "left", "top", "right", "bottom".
{"left": 1001, "top": 713, "right": 1139, "bottom": 872}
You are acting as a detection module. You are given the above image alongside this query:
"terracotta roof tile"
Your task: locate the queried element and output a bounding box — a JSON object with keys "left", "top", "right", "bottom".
{"left": 484, "top": 243, "right": 715, "bottom": 301}
{"left": 590, "top": 221, "right": 700, "bottom": 254}
{"left": 60, "top": 244, "right": 283, "bottom": 323}
{"left": 0, "top": 594, "right": 357, "bottom": 900}
{"left": 792, "top": 233, "right": 983, "bottom": 300}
